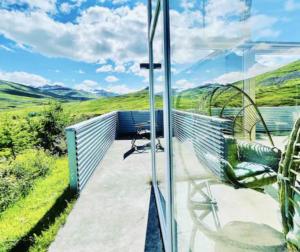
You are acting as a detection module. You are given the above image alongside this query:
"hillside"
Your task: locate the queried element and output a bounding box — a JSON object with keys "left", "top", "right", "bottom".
{"left": 177, "top": 60, "right": 300, "bottom": 109}
{"left": 0, "top": 81, "right": 119, "bottom": 110}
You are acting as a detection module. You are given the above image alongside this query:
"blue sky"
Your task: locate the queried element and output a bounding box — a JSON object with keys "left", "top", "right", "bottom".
{"left": 0, "top": 0, "right": 299, "bottom": 94}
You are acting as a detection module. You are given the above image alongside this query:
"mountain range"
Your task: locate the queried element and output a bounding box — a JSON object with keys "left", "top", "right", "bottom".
{"left": 0, "top": 80, "right": 119, "bottom": 109}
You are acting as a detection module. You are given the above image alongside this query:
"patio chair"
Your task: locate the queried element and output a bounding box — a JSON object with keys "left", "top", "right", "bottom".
{"left": 123, "top": 111, "right": 164, "bottom": 159}
{"left": 222, "top": 135, "right": 281, "bottom": 189}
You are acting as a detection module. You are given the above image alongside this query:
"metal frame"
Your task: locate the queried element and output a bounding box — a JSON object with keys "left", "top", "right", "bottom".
{"left": 147, "top": 0, "right": 174, "bottom": 251}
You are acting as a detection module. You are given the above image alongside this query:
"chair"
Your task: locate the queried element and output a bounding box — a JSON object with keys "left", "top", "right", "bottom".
{"left": 222, "top": 135, "right": 281, "bottom": 189}
{"left": 123, "top": 111, "right": 164, "bottom": 159}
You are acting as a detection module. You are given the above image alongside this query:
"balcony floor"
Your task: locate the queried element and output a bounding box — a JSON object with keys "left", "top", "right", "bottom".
{"left": 49, "top": 140, "right": 154, "bottom": 252}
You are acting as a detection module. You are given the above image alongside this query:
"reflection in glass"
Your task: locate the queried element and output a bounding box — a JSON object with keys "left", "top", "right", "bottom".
{"left": 169, "top": 0, "right": 300, "bottom": 251}
{"left": 153, "top": 10, "right": 166, "bottom": 215}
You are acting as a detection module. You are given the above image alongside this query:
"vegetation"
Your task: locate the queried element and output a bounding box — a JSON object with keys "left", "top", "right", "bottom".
{"left": 0, "top": 150, "right": 53, "bottom": 213}
{"left": 176, "top": 60, "right": 300, "bottom": 110}
{"left": 0, "top": 157, "right": 71, "bottom": 252}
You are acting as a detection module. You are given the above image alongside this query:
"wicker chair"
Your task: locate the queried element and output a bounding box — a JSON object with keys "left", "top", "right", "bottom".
{"left": 222, "top": 135, "right": 281, "bottom": 189}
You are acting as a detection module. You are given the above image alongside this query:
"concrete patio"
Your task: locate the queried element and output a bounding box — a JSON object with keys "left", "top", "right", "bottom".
{"left": 50, "top": 140, "right": 157, "bottom": 252}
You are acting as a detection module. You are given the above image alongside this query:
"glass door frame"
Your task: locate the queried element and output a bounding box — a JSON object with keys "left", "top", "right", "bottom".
{"left": 147, "top": 0, "right": 175, "bottom": 251}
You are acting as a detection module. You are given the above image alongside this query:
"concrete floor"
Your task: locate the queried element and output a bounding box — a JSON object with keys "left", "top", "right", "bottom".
{"left": 172, "top": 139, "right": 286, "bottom": 252}
{"left": 49, "top": 140, "right": 154, "bottom": 252}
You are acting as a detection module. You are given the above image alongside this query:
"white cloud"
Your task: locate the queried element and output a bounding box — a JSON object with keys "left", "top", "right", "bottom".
{"left": 107, "top": 84, "right": 135, "bottom": 94}
{"left": 156, "top": 75, "right": 164, "bottom": 82}
{"left": 96, "top": 64, "right": 126, "bottom": 73}
{"left": 99, "top": 0, "right": 129, "bottom": 5}
{"left": 114, "top": 64, "right": 126, "bottom": 72}
{"left": 59, "top": 0, "right": 87, "bottom": 14}
{"left": 1, "top": 0, "right": 57, "bottom": 13}
{"left": 59, "top": 3, "right": 72, "bottom": 14}
{"left": 181, "top": 0, "right": 196, "bottom": 10}
{"left": 210, "top": 53, "right": 300, "bottom": 85}
{"left": 0, "top": 44, "right": 13, "bottom": 52}
{"left": 0, "top": 1, "right": 279, "bottom": 80}
{"left": 105, "top": 75, "right": 119, "bottom": 82}
{"left": 96, "top": 64, "right": 113, "bottom": 73}
{"left": 285, "top": 0, "right": 300, "bottom": 11}
{"left": 0, "top": 4, "right": 148, "bottom": 66}
{"left": 129, "top": 62, "right": 149, "bottom": 80}
{"left": 78, "top": 69, "right": 85, "bottom": 74}
{"left": 175, "top": 79, "right": 196, "bottom": 90}
{"left": 75, "top": 79, "right": 101, "bottom": 92}
{"left": 0, "top": 70, "right": 50, "bottom": 87}
{"left": 169, "top": 0, "right": 278, "bottom": 64}
{"left": 256, "top": 53, "right": 300, "bottom": 68}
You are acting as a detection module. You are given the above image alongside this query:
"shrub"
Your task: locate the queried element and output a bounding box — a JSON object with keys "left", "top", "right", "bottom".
{"left": 0, "top": 150, "right": 54, "bottom": 213}
{"left": 0, "top": 117, "right": 35, "bottom": 160}
{"left": 30, "top": 102, "right": 68, "bottom": 156}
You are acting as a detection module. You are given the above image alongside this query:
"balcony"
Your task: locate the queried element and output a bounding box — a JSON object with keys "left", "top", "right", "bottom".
{"left": 49, "top": 109, "right": 296, "bottom": 251}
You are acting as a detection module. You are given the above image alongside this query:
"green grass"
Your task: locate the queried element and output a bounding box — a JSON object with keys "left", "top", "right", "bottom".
{"left": 0, "top": 157, "right": 70, "bottom": 252}
{"left": 0, "top": 88, "right": 161, "bottom": 122}
{"left": 176, "top": 61, "right": 300, "bottom": 111}
{"left": 28, "top": 199, "right": 76, "bottom": 252}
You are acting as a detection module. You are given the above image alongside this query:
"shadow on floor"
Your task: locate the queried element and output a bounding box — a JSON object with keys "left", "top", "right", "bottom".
{"left": 144, "top": 186, "right": 165, "bottom": 252}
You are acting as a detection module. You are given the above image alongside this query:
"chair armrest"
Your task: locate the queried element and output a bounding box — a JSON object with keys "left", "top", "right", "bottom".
{"left": 220, "top": 159, "right": 245, "bottom": 189}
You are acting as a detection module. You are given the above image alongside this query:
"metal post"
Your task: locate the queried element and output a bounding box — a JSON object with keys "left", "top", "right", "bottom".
{"left": 66, "top": 128, "right": 78, "bottom": 193}
{"left": 147, "top": 0, "right": 157, "bottom": 196}
{"left": 161, "top": 0, "right": 175, "bottom": 251}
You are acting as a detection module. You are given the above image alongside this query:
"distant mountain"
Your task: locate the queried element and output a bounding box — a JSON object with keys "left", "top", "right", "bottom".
{"left": 93, "top": 89, "right": 119, "bottom": 97}
{"left": 40, "top": 84, "right": 98, "bottom": 100}
{"left": 0, "top": 81, "right": 120, "bottom": 109}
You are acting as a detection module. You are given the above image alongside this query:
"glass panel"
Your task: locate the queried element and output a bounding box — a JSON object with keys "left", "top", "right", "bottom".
{"left": 152, "top": 8, "right": 167, "bottom": 216}
{"left": 170, "top": 0, "right": 300, "bottom": 251}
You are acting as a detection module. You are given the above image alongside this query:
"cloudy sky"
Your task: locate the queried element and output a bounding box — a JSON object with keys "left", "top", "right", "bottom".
{"left": 0, "top": 0, "right": 299, "bottom": 94}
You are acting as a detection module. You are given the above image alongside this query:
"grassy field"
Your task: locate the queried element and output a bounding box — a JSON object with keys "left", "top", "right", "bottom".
{"left": 0, "top": 157, "right": 72, "bottom": 251}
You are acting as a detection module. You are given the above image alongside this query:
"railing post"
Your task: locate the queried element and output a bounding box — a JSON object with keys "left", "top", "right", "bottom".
{"left": 66, "top": 128, "right": 78, "bottom": 193}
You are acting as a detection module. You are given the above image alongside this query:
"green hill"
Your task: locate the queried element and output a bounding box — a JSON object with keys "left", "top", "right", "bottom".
{"left": 0, "top": 80, "right": 55, "bottom": 109}
{"left": 177, "top": 60, "right": 300, "bottom": 109}
{"left": 0, "top": 81, "right": 97, "bottom": 110}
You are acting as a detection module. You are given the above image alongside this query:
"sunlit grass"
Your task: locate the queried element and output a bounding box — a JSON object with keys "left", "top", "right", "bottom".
{"left": 0, "top": 157, "right": 70, "bottom": 251}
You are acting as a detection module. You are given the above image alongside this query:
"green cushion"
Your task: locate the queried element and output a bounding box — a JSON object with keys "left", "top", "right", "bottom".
{"left": 237, "top": 141, "right": 281, "bottom": 171}
{"left": 239, "top": 171, "right": 277, "bottom": 188}
{"left": 234, "top": 162, "right": 273, "bottom": 180}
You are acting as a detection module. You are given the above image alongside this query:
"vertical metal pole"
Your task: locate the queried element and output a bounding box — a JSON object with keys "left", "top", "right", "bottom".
{"left": 147, "top": 0, "right": 157, "bottom": 190}
{"left": 66, "top": 128, "right": 78, "bottom": 193}
{"left": 161, "top": 0, "right": 175, "bottom": 251}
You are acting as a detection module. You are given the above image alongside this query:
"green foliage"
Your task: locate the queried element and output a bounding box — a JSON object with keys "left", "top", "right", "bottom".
{"left": 0, "top": 150, "right": 53, "bottom": 213}
{"left": 0, "top": 116, "right": 35, "bottom": 159}
{"left": 31, "top": 102, "right": 68, "bottom": 155}
{"left": 0, "top": 157, "right": 69, "bottom": 252}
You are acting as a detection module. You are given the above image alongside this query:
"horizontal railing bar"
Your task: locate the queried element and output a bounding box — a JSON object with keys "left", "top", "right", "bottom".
{"left": 77, "top": 129, "right": 116, "bottom": 167}
{"left": 76, "top": 116, "right": 117, "bottom": 139}
{"left": 76, "top": 120, "right": 116, "bottom": 149}
{"left": 77, "top": 127, "right": 116, "bottom": 160}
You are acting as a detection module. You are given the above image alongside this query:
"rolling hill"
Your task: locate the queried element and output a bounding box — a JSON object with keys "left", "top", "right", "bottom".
{"left": 0, "top": 81, "right": 119, "bottom": 110}
{"left": 177, "top": 60, "right": 300, "bottom": 109}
